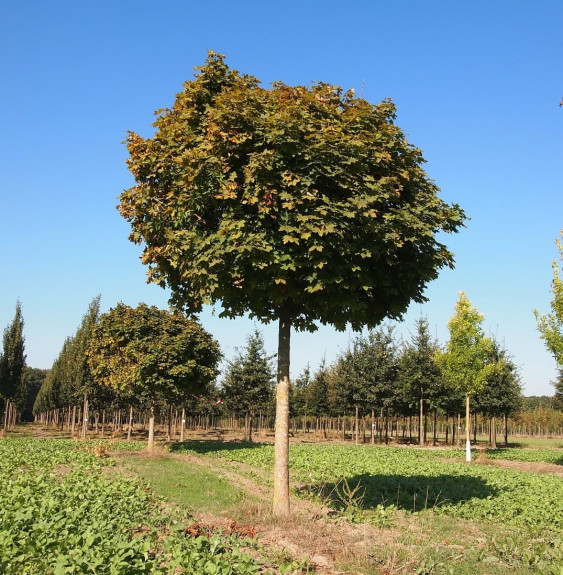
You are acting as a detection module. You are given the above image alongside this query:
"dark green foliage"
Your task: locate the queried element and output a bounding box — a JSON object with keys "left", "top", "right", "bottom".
{"left": 88, "top": 303, "right": 222, "bottom": 405}
{"left": 397, "top": 317, "right": 442, "bottom": 414}
{"left": 332, "top": 326, "right": 399, "bottom": 415}
{"left": 522, "top": 395, "right": 553, "bottom": 410}
{"left": 305, "top": 360, "right": 331, "bottom": 417}
{"left": 221, "top": 329, "right": 274, "bottom": 421}
{"left": 0, "top": 302, "right": 27, "bottom": 409}
{"left": 119, "top": 51, "right": 466, "bottom": 333}
{"left": 289, "top": 365, "right": 311, "bottom": 417}
{"left": 21, "top": 367, "right": 47, "bottom": 421}
{"left": 476, "top": 338, "right": 523, "bottom": 418}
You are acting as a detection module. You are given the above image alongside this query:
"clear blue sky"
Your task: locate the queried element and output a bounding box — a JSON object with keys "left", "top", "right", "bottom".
{"left": 1, "top": 0, "right": 561, "bottom": 396}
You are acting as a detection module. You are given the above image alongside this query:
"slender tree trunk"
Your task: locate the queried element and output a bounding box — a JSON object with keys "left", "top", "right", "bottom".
{"left": 419, "top": 396, "right": 425, "bottom": 447}
{"left": 244, "top": 412, "right": 252, "bottom": 442}
{"left": 371, "top": 409, "right": 375, "bottom": 445}
{"left": 465, "top": 395, "right": 471, "bottom": 462}
{"left": 127, "top": 405, "right": 133, "bottom": 441}
{"left": 491, "top": 416, "right": 497, "bottom": 449}
{"left": 180, "top": 408, "right": 185, "bottom": 442}
{"left": 433, "top": 410, "right": 438, "bottom": 446}
{"left": 273, "top": 309, "right": 291, "bottom": 517}
{"left": 167, "top": 404, "right": 172, "bottom": 442}
{"left": 71, "top": 405, "right": 76, "bottom": 437}
{"left": 355, "top": 405, "right": 359, "bottom": 445}
{"left": 2, "top": 399, "right": 10, "bottom": 436}
{"left": 82, "top": 395, "right": 88, "bottom": 440}
{"left": 504, "top": 413, "right": 509, "bottom": 446}
{"left": 147, "top": 405, "right": 155, "bottom": 451}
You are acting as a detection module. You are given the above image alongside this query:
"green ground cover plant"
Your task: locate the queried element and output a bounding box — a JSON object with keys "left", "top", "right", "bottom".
{"left": 0, "top": 438, "right": 279, "bottom": 574}
{"left": 485, "top": 447, "right": 563, "bottom": 465}
{"left": 172, "top": 441, "right": 563, "bottom": 562}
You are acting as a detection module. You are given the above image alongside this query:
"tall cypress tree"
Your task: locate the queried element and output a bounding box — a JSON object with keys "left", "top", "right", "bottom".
{"left": 0, "top": 302, "right": 27, "bottom": 431}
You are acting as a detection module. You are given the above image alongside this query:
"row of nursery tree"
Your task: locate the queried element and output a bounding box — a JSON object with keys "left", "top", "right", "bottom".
{"left": 30, "top": 291, "right": 532, "bottom": 449}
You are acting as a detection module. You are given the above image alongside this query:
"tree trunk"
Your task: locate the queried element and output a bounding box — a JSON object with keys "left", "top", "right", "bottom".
{"left": 465, "top": 395, "right": 471, "bottom": 462}
{"left": 491, "top": 416, "right": 497, "bottom": 449}
{"left": 503, "top": 413, "right": 509, "bottom": 446}
{"left": 180, "top": 408, "right": 185, "bottom": 442}
{"left": 355, "top": 405, "right": 359, "bottom": 445}
{"left": 127, "top": 405, "right": 133, "bottom": 441}
{"left": 419, "top": 396, "right": 425, "bottom": 447}
{"left": 167, "top": 404, "right": 172, "bottom": 442}
{"left": 244, "top": 412, "right": 253, "bottom": 442}
{"left": 82, "top": 395, "right": 88, "bottom": 439}
{"left": 2, "top": 399, "right": 10, "bottom": 436}
{"left": 273, "top": 309, "right": 291, "bottom": 517}
{"left": 71, "top": 405, "right": 76, "bottom": 437}
{"left": 147, "top": 405, "right": 155, "bottom": 451}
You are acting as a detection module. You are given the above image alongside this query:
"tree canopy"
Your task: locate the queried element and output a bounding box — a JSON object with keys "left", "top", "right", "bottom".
{"left": 88, "top": 303, "right": 221, "bottom": 450}
{"left": 437, "top": 292, "right": 493, "bottom": 398}
{"left": 88, "top": 303, "right": 221, "bottom": 403}
{"left": 119, "top": 51, "right": 466, "bottom": 333}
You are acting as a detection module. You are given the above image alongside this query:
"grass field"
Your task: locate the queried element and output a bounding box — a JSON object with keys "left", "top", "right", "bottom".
{"left": 2, "top": 425, "right": 563, "bottom": 574}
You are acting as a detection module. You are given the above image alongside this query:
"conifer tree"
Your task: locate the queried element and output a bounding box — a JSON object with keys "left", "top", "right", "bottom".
{"left": 221, "top": 329, "right": 274, "bottom": 441}
{"left": 0, "top": 302, "right": 27, "bottom": 433}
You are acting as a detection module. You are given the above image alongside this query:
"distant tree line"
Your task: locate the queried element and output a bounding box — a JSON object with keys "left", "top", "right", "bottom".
{"left": 0, "top": 292, "right": 555, "bottom": 445}
{"left": 28, "top": 294, "right": 558, "bottom": 448}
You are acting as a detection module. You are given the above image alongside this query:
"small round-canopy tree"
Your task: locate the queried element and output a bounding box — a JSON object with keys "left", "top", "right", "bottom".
{"left": 88, "top": 303, "right": 221, "bottom": 450}
{"left": 119, "top": 52, "right": 466, "bottom": 514}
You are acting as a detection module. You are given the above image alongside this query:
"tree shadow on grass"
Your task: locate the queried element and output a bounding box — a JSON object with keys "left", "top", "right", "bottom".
{"left": 169, "top": 439, "right": 265, "bottom": 454}
{"left": 300, "top": 472, "right": 496, "bottom": 513}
